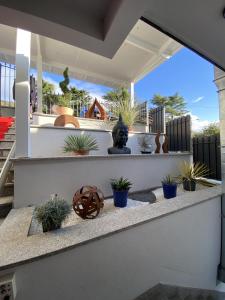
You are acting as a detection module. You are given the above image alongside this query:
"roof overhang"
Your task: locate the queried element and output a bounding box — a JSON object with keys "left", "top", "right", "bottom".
{"left": 0, "top": 0, "right": 224, "bottom": 71}
{"left": 0, "top": 20, "right": 181, "bottom": 88}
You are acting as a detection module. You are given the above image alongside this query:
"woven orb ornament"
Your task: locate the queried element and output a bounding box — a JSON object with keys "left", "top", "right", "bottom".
{"left": 73, "top": 186, "right": 104, "bottom": 219}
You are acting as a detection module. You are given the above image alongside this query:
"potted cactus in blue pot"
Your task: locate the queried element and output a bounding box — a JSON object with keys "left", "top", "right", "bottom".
{"left": 162, "top": 175, "right": 177, "bottom": 199}
{"left": 111, "top": 177, "right": 132, "bottom": 207}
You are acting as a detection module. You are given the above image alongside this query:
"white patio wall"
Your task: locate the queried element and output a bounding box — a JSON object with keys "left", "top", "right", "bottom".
{"left": 14, "top": 153, "right": 191, "bottom": 208}
{"left": 3, "top": 196, "right": 221, "bottom": 300}
{"left": 30, "top": 125, "right": 160, "bottom": 156}
{"left": 32, "top": 112, "right": 148, "bottom": 132}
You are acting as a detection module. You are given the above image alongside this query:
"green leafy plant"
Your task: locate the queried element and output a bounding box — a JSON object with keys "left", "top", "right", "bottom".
{"left": 34, "top": 195, "right": 71, "bottom": 232}
{"left": 63, "top": 134, "right": 99, "bottom": 154}
{"left": 58, "top": 93, "right": 72, "bottom": 107}
{"left": 114, "top": 99, "right": 138, "bottom": 128}
{"left": 111, "top": 177, "right": 132, "bottom": 191}
{"left": 162, "top": 175, "right": 177, "bottom": 185}
{"left": 178, "top": 161, "right": 215, "bottom": 187}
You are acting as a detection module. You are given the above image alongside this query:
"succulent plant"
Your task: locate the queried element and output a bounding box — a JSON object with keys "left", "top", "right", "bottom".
{"left": 34, "top": 194, "right": 71, "bottom": 232}
{"left": 111, "top": 177, "right": 132, "bottom": 191}
{"left": 63, "top": 134, "right": 99, "bottom": 155}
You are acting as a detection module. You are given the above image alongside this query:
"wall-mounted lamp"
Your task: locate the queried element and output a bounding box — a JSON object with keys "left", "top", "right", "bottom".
{"left": 223, "top": 7, "right": 225, "bottom": 18}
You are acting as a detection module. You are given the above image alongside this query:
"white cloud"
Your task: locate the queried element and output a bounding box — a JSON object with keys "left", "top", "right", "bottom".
{"left": 189, "top": 112, "right": 218, "bottom": 132}
{"left": 192, "top": 96, "right": 204, "bottom": 103}
{"left": 43, "top": 76, "right": 62, "bottom": 94}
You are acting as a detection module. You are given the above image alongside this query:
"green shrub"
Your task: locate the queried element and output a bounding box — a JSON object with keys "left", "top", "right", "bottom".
{"left": 34, "top": 195, "right": 71, "bottom": 232}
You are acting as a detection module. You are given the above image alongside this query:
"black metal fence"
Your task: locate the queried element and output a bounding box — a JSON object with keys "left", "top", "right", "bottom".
{"left": 193, "top": 134, "right": 221, "bottom": 180}
{"left": 149, "top": 106, "right": 165, "bottom": 133}
{"left": 0, "top": 62, "right": 16, "bottom": 107}
{"left": 166, "top": 115, "right": 191, "bottom": 151}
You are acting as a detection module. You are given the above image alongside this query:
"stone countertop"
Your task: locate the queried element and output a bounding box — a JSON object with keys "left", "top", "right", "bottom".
{"left": 0, "top": 186, "right": 221, "bottom": 271}
{"left": 12, "top": 152, "right": 192, "bottom": 162}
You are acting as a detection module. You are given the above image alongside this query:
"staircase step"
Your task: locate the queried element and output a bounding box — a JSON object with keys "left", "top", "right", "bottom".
{"left": 0, "top": 182, "right": 14, "bottom": 197}
{"left": 3, "top": 133, "right": 15, "bottom": 141}
{"left": 0, "top": 140, "right": 14, "bottom": 147}
{"left": 0, "top": 148, "right": 11, "bottom": 157}
{"left": 0, "top": 196, "right": 13, "bottom": 218}
{"left": 7, "top": 128, "right": 15, "bottom": 134}
{"left": 0, "top": 157, "right": 6, "bottom": 167}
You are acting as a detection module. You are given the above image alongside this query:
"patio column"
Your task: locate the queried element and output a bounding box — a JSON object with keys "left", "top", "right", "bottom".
{"left": 130, "top": 82, "right": 134, "bottom": 107}
{"left": 36, "top": 35, "right": 43, "bottom": 113}
{"left": 15, "top": 29, "right": 31, "bottom": 157}
{"left": 214, "top": 66, "right": 225, "bottom": 282}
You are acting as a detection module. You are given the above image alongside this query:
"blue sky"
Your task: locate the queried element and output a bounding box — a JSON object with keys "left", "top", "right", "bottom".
{"left": 33, "top": 47, "right": 219, "bottom": 131}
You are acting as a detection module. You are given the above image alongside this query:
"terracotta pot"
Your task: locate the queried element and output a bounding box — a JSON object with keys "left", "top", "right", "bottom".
{"left": 52, "top": 105, "right": 74, "bottom": 116}
{"left": 73, "top": 150, "right": 89, "bottom": 156}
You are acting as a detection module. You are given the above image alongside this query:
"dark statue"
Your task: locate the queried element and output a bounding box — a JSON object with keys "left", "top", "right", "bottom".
{"left": 108, "top": 115, "right": 131, "bottom": 154}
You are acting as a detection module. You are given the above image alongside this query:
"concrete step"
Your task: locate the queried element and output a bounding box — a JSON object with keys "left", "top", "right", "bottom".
{"left": 7, "top": 128, "right": 15, "bottom": 134}
{"left": 0, "top": 140, "right": 14, "bottom": 147}
{"left": 0, "top": 196, "right": 13, "bottom": 218}
{"left": 0, "top": 182, "right": 14, "bottom": 197}
{"left": 4, "top": 132, "right": 15, "bottom": 140}
{"left": 0, "top": 148, "right": 11, "bottom": 157}
{"left": 0, "top": 157, "right": 6, "bottom": 167}
{"left": 0, "top": 169, "right": 14, "bottom": 183}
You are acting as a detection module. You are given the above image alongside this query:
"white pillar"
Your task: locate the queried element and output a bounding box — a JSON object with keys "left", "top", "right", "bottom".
{"left": 15, "top": 29, "right": 31, "bottom": 158}
{"left": 130, "top": 82, "right": 134, "bottom": 107}
{"left": 214, "top": 66, "right": 225, "bottom": 282}
{"left": 36, "top": 35, "right": 43, "bottom": 113}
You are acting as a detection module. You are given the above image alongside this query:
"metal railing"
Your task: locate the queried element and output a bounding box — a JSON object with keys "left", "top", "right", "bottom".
{"left": 0, "top": 62, "right": 16, "bottom": 108}
{"left": 0, "top": 142, "right": 15, "bottom": 195}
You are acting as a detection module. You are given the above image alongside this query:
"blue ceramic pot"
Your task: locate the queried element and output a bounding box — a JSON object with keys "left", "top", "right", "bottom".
{"left": 113, "top": 190, "right": 128, "bottom": 207}
{"left": 162, "top": 183, "right": 177, "bottom": 199}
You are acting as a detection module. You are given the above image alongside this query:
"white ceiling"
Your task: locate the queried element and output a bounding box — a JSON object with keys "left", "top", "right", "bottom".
{"left": 0, "top": 20, "right": 181, "bottom": 88}
{"left": 0, "top": 0, "right": 224, "bottom": 71}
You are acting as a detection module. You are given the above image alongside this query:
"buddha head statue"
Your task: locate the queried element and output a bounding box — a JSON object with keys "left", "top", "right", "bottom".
{"left": 112, "top": 115, "right": 129, "bottom": 148}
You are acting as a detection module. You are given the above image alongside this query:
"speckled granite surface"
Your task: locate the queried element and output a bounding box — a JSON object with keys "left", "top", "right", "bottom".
{"left": 0, "top": 186, "right": 222, "bottom": 271}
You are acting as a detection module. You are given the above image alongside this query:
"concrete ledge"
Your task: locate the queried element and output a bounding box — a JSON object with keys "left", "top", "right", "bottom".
{"left": 12, "top": 152, "right": 192, "bottom": 162}
{"left": 0, "top": 186, "right": 221, "bottom": 271}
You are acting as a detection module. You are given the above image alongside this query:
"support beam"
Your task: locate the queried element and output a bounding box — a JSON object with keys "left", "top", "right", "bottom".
{"left": 15, "top": 29, "right": 31, "bottom": 157}
{"left": 214, "top": 66, "right": 225, "bottom": 282}
{"left": 130, "top": 82, "right": 134, "bottom": 107}
{"left": 36, "top": 35, "right": 43, "bottom": 113}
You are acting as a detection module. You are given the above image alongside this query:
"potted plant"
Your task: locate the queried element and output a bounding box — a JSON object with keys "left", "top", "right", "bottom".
{"left": 52, "top": 67, "right": 74, "bottom": 116}
{"left": 63, "top": 134, "right": 99, "bottom": 155}
{"left": 178, "top": 161, "right": 215, "bottom": 191}
{"left": 34, "top": 194, "right": 71, "bottom": 232}
{"left": 138, "top": 134, "right": 152, "bottom": 154}
{"left": 113, "top": 98, "right": 138, "bottom": 131}
{"left": 111, "top": 177, "right": 132, "bottom": 207}
{"left": 162, "top": 175, "right": 177, "bottom": 199}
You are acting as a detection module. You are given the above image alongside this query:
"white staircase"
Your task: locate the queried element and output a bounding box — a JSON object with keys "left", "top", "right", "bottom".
{"left": 0, "top": 125, "right": 15, "bottom": 220}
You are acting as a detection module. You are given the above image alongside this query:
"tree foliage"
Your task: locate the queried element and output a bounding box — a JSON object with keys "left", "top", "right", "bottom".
{"left": 193, "top": 123, "right": 220, "bottom": 137}
{"left": 151, "top": 93, "right": 187, "bottom": 120}
{"left": 103, "top": 87, "right": 130, "bottom": 104}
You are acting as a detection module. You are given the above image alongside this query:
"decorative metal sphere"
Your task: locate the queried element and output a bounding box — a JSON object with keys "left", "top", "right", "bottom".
{"left": 73, "top": 186, "right": 104, "bottom": 219}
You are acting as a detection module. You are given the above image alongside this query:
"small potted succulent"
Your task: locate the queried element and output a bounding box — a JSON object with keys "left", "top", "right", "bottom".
{"left": 34, "top": 194, "right": 71, "bottom": 232}
{"left": 178, "top": 161, "right": 214, "bottom": 191}
{"left": 63, "top": 134, "right": 99, "bottom": 155}
{"left": 138, "top": 134, "right": 152, "bottom": 154}
{"left": 162, "top": 175, "right": 177, "bottom": 199}
{"left": 111, "top": 177, "right": 132, "bottom": 207}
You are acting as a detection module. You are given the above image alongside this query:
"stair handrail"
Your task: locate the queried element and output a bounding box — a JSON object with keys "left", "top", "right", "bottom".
{"left": 0, "top": 142, "right": 15, "bottom": 194}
